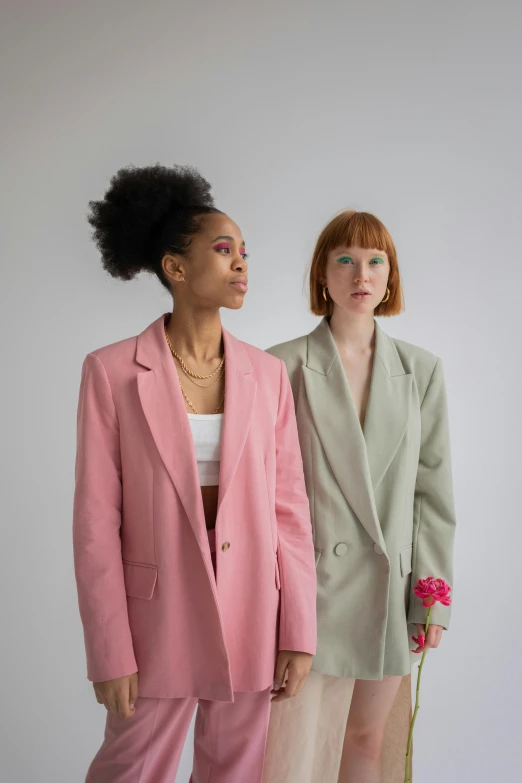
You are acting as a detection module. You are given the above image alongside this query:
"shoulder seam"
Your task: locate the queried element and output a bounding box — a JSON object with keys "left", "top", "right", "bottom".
{"left": 419, "top": 357, "right": 439, "bottom": 408}
{"left": 88, "top": 352, "right": 120, "bottom": 430}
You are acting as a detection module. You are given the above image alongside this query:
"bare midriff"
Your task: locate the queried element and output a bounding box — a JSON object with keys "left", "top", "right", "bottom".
{"left": 201, "top": 485, "right": 219, "bottom": 531}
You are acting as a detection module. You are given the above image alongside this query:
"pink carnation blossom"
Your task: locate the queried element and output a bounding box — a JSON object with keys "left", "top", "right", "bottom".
{"left": 405, "top": 576, "right": 453, "bottom": 782}
{"left": 413, "top": 577, "right": 452, "bottom": 608}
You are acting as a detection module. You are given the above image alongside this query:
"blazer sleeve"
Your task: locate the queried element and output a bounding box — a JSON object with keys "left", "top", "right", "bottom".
{"left": 72, "top": 353, "right": 138, "bottom": 682}
{"left": 274, "top": 359, "right": 317, "bottom": 655}
{"left": 408, "top": 358, "right": 456, "bottom": 630}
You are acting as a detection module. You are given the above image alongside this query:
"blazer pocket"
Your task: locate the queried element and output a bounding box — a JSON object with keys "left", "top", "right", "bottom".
{"left": 314, "top": 547, "right": 322, "bottom": 567}
{"left": 400, "top": 545, "right": 413, "bottom": 577}
{"left": 122, "top": 560, "right": 158, "bottom": 600}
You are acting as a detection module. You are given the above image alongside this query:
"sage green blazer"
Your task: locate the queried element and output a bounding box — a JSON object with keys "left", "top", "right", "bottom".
{"left": 267, "top": 317, "right": 456, "bottom": 680}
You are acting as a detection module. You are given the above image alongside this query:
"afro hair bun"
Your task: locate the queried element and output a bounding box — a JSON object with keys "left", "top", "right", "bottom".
{"left": 87, "top": 163, "right": 216, "bottom": 281}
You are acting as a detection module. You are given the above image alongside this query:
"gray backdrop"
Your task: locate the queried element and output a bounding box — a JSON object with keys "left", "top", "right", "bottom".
{"left": 2, "top": 1, "right": 521, "bottom": 781}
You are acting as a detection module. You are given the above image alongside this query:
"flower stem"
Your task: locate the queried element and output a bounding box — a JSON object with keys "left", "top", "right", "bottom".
{"left": 404, "top": 607, "right": 432, "bottom": 783}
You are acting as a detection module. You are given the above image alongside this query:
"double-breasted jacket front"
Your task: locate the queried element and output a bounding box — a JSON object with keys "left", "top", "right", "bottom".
{"left": 268, "top": 317, "right": 456, "bottom": 680}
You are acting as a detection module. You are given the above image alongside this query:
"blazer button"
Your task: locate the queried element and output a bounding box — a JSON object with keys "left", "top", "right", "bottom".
{"left": 222, "top": 542, "right": 231, "bottom": 552}
{"left": 334, "top": 543, "right": 348, "bottom": 556}
{"left": 373, "top": 544, "right": 384, "bottom": 555}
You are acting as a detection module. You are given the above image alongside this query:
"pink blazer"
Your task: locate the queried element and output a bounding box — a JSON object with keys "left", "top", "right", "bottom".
{"left": 73, "top": 314, "right": 317, "bottom": 701}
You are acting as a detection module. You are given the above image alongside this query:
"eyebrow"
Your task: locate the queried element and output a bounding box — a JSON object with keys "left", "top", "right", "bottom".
{"left": 336, "top": 253, "right": 384, "bottom": 259}
{"left": 211, "top": 235, "right": 246, "bottom": 245}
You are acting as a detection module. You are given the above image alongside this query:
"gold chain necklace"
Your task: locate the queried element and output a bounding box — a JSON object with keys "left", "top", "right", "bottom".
{"left": 164, "top": 327, "right": 225, "bottom": 414}
{"left": 178, "top": 363, "right": 225, "bottom": 389}
{"left": 164, "top": 329, "right": 224, "bottom": 379}
{"left": 180, "top": 381, "right": 225, "bottom": 415}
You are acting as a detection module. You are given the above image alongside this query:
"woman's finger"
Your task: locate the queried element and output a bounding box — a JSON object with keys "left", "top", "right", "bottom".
{"left": 283, "top": 667, "right": 300, "bottom": 699}
{"left": 93, "top": 686, "right": 104, "bottom": 705}
{"left": 96, "top": 689, "right": 110, "bottom": 711}
{"left": 116, "top": 685, "right": 135, "bottom": 719}
{"left": 411, "top": 627, "right": 425, "bottom": 654}
{"left": 272, "top": 655, "right": 289, "bottom": 691}
{"left": 427, "top": 625, "right": 442, "bottom": 649}
{"left": 270, "top": 686, "right": 288, "bottom": 703}
{"left": 129, "top": 674, "right": 139, "bottom": 711}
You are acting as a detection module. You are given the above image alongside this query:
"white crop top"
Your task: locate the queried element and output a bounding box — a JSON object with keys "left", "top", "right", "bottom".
{"left": 187, "top": 413, "right": 223, "bottom": 486}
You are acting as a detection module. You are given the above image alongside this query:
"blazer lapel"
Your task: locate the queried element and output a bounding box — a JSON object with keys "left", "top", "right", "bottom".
{"left": 303, "top": 318, "right": 385, "bottom": 549}
{"left": 135, "top": 316, "right": 257, "bottom": 539}
{"left": 135, "top": 315, "right": 207, "bottom": 550}
{"left": 217, "top": 329, "right": 256, "bottom": 515}
{"left": 363, "top": 324, "right": 413, "bottom": 492}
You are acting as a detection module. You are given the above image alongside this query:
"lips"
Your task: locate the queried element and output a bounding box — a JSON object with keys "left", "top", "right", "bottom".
{"left": 351, "top": 291, "right": 371, "bottom": 298}
{"left": 230, "top": 279, "right": 248, "bottom": 293}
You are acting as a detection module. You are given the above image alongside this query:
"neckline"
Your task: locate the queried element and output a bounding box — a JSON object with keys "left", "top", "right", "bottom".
{"left": 187, "top": 413, "right": 224, "bottom": 420}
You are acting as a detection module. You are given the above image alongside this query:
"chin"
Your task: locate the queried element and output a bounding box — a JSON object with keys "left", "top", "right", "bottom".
{"left": 222, "top": 295, "right": 246, "bottom": 311}
{"left": 340, "top": 299, "right": 375, "bottom": 314}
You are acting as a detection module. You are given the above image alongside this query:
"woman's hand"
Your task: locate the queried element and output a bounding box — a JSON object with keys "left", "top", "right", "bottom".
{"left": 93, "top": 672, "right": 139, "bottom": 718}
{"left": 412, "top": 624, "right": 443, "bottom": 654}
{"left": 271, "top": 651, "right": 313, "bottom": 702}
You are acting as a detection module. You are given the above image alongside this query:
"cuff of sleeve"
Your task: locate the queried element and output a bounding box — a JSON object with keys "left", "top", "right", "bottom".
{"left": 278, "top": 627, "right": 317, "bottom": 656}
{"left": 87, "top": 654, "right": 138, "bottom": 684}
{"left": 408, "top": 603, "right": 451, "bottom": 630}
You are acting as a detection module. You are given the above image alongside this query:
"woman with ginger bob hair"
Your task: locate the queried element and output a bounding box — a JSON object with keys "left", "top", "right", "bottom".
{"left": 262, "top": 211, "right": 456, "bottom": 783}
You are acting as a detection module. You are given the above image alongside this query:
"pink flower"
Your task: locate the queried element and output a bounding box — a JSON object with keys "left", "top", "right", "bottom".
{"left": 413, "top": 577, "right": 452, "bottom": 608}
{"left": 405, "top": 576, "right": 453, "bottom": 781}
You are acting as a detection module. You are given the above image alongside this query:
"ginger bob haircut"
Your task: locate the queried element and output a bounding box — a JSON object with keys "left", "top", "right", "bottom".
{"left": 309, "top": 210, "right": 404, "bottom": 317}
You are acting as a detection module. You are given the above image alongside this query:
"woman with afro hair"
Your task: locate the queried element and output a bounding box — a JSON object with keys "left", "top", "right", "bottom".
{"left": 73, "top": 164, "right": 317, "bottom": 782}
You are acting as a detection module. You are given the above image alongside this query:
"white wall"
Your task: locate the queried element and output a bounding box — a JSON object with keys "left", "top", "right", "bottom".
{"left": 1, "top": 1, "right": 520, "bottom": 780}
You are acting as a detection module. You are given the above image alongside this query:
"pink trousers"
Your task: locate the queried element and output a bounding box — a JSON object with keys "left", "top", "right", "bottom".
{"left": 86, "top": 688, "right": 272, "bottom": 783}
{"left": 86, "top": 530, "right": 273, "bottom": 783}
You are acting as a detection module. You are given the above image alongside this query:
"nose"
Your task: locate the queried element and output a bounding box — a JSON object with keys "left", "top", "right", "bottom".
{"left": 353, "top": 263, "right": 369, "bottom": 283}
{"left": 234, "top": 252, "right": 248, "bottom": 272}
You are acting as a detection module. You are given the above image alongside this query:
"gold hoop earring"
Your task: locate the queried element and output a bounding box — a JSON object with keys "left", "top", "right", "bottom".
{"left": 381, "top": 287, "right": 390, "bottom": 303}
{"left": 322, "top": 285, "right": 328, "bottom": 302}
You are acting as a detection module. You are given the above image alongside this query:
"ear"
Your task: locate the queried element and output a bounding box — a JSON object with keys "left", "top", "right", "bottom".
{"left": 162, "top": 253, "right": 185, "bottom": 283}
